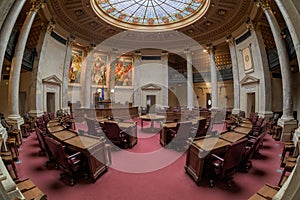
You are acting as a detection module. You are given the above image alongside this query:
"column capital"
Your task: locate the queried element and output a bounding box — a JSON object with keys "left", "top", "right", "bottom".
{"left": 205, "top": 44, "right": 215, "bottom": 54}
{"left": 84, "top": 43, "right": 95, "bottom": 55}
{"left": 30, "top": 0, "right": 47, "bottom": 12}
{"left": 246, "top": 18, "right": 261, "bottom": 32}
{"left": 161, "top": 51, "right": 168, "bottom": 60}
{"left": 45, "top": 18, "right": 55, "bottom": 34}
{"left": 255, "top": 0, "right": 271, "bottom": 11}
{"left": 134, "top": 51, "right": 142, "bottom": 61}
{"left": 67, "top": 34, "right": 76, "bottom": 46}
{"left": 226, "top": 35, "right": 235, "bottom": 47}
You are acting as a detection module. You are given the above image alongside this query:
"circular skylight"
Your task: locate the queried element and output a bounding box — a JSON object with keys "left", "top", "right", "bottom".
{"left": 92, "top": 0, "right": 210, "bottom": 31}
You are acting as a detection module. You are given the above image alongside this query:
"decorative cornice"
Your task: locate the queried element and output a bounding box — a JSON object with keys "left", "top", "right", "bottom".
{"left": 255, "top": 0, "right": 271, "bottom": 11}
{"left": 30, "top": 0, "right": 47, "bottom": 12}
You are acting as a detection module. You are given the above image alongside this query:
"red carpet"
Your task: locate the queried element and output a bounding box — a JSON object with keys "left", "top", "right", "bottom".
{"left": 16, "top": 123, "right": 284, "bottom": 200}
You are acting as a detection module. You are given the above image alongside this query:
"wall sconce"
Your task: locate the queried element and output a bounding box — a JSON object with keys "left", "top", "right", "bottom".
{"left": 110, "top": 89, "right": 115, "bottom": 93}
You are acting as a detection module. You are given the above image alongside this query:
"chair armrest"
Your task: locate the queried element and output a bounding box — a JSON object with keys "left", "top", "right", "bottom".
{"left": 211, "top": 154, "right": 224, "bottom": 162}
{"left": 167, "top": 129, "right": 176, "bottom": 135}
{"left": 67, "top": 151, "right": 81, "bottom": 159}
{"left": 248, "top": 135, "right": 257, "bottom": 140}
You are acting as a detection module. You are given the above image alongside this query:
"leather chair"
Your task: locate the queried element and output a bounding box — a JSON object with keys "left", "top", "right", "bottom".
{"left": 166, "top": 121, "right": 193, "bottom": 151}
{"left": 208, "top": 138, "right": 248, "bottom": 187}
{"left": 240, "top": 130, "right": 267, "bottom": 172}
{"left": 44, "top": 136, "right": 85, "bottom": 186}
{"left": 35, "top": 127, "right": 49, "bottom": 156}
{"left": 48, "top": 112, "right": 55, "bottom": 120}
{"left": 191, "top": 118, "right": 207, "bottom": 138}
{"left": 84, "top": 116, "right": 103, "bottom": 137}
{"left": 43, "top": 113, "right": 50, "bottom": 124}
{"left": 35, "top": 117, "right": 46, "bottom": 132}
{"left": 103, "top": 121, "right": 129, "bottom": 149}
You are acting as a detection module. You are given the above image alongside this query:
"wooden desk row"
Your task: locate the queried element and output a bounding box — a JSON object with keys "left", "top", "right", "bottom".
{"left": 159, "top": 117, "right": 206, "bottom": 146}
{"left": 185, "top": 121, "right": 252, "bottom": 184}
{"left": 47, "top": 120, "right": 108, "bottom": 182}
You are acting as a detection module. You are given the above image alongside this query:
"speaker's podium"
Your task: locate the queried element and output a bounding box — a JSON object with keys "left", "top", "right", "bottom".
{"left": 94, "top": 93, "right": 111, "bottom": 108}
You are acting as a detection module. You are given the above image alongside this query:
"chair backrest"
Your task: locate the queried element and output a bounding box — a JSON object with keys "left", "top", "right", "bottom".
{"left": 247, "top": 130, "right": 267, "bottom": 161}
{"left": 44, "top": 136, "right": 69, "bottom": 169}
{"left": 104, "top": 121, "right": 122, "bottom": 141}
{"left": 35, "top": 127, "right": 50, "bottom": 155}
{"left": 43, "top": 113, "right": 50, "bottom": 124}
{"left": 195, "top": 118, "right": 208, "bottom": 137}
{"left": 255, "top": 117, "right": 265, "bottom": 126}
{"left": 48, "top": 112, "right": 55, "bottom": 120}
{"left": 85, "top": 116, "right": 101, "bottom": 136}
{"left": 221, "top": 138, "right": 248, "bottom": 177}
{"left": 174, "top": 121, "right": 193, "bottom": 140}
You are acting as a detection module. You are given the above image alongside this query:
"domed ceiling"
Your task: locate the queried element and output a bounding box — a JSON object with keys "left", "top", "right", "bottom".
{"left": 40, "top": 0, "right": 256, "bottom": 46}
{"left": 91, "top": 0, "right": 210, "bottom": 31}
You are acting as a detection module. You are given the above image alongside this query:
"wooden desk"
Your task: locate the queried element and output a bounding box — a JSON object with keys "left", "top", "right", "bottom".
{"left": 118, "top": 122, "right": 137, "bottom": 148}
{"left": 63, "top": 135, "right": 108, "bottom": 182}
{"left": 47, "top": 120, "right": 108, "bottom": 182}
{"left": 248, "top": 184, "right": 279, "bottom": 200}
{"left": 159, "top": 118, "right": 205, "bottom": 146}
{"left": 185, "top": 127, "right": 251, "bottom": 184}
{"left": 185, "top": 136, "right": 231, "bottom": 184}
{"left": 140, "top": 114, "right": 166, "bottom": 133}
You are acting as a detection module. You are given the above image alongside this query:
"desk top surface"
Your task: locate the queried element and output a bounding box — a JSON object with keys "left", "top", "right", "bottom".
{"left": 47, "top": 125, "right": 65, "bottom": 133}
{"left": 193, "top": 136, "right": 231, "bottom": 152}
{"left": 239, "top": 122, "right": 253, "bottom": 128}
{"left": 51, "top": 130, "right": 77, "bottom": 141}
{"left": 233, "top": 126, "right": 252, "bottom": 134}
{"left": 64, "top": 135, "right": 101, "bottom": 150}
{"left": 140, "top": 114, "right": 166, "bottom": 120}
{"left": 220, "top": 131, "right": 247, "bottom": 143}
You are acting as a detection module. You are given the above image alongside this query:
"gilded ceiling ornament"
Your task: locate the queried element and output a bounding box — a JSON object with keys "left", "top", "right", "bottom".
{"left": 30, "top": 0, "right": 47, "bottom": 12}
{"left": 255, "top": 0, "right": 271, "bottom": 11}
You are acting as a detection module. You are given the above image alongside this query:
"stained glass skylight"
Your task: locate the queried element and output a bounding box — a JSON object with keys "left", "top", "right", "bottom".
{"left": 92, "top": 0, "right": 210, "bottom": 31}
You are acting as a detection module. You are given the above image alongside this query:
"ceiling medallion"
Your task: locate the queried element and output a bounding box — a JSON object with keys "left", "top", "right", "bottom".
{"left": 91, "top": 0, "right": 211, "bottom": 32}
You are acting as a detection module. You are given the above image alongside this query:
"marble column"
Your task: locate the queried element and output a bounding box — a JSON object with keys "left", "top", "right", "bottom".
{"left": 81, "top": 45, "right": 94, "bottom": 108}
{"left": 62, "top": 34, "right": 75, "bottom": 111}
{"left": 161, "top": 51, "right": 169, "bottom": 108}
{"left": 274, "top": 0, "right": 300, "bottom": 72}
{"left": 0, "top": 0, "right": 26, "bottom": 80}
{"left": 133, "top": 52, "right": 142, "bottom": 107}
{"left": 29, "top": 20, "right": 55, "bottom": 117}
{"left": 207, "top": 46, "right": 218, "bottom": 110}
{"left": 0, "top": 0, "right": 15, "bottom": 29}
{"left": 7, "top": 0, "right": 46, "bottom": 129}
{"left": 185, "top": 49, "right": 194, "bottom": 109}
{"left": 256, "top": 0, "right": 297, "bottom": 141}
{"left": 227, "top": 36, "right": 240, "bottom": 114}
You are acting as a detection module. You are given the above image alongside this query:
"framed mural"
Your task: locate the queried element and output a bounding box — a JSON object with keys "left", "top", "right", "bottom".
{"left": 114, "top": 57, "right": 133, "bottom": 86}
{"left": 241, "top": 44, "right": 254, "bottom": 73}
{"left": 69, "top": 49, "right": 83, "bottom": 84}
{"left": 91, "top": 53, "right": 108, "bottom": 85}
